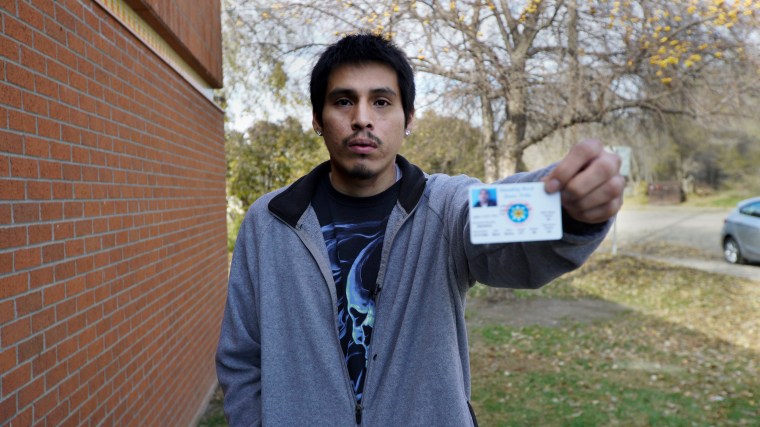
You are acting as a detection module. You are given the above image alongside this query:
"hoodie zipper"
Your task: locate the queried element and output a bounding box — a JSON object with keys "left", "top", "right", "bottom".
{"left": 357, "top": 203, "right": 420, "bottom": 425}
{"left": 273, "top": 216, "right": 361, "bottom": 424}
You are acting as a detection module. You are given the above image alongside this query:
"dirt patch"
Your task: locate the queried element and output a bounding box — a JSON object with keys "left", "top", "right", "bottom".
{"left": 466, "top": 297, "right": 630, "bottom": 329}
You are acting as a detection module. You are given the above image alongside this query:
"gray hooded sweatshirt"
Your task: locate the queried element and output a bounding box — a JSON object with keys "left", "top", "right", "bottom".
{"left": 216, "top": 156, "right": 609, "bottom": 426}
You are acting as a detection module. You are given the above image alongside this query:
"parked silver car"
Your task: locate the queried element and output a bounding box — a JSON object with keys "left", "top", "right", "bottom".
{"left": 721, "top": 196, "right": 760, "bottom": 265}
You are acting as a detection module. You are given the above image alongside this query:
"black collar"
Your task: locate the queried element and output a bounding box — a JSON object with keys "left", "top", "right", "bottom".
{"left": 268, "top": 155, "right": 427, "bottom": 227}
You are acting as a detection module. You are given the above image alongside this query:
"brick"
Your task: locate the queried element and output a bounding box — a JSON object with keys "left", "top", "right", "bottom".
{"left": 40, "top": 202, "right": 62, "bottom": 221}
{"left": 37, "top": 118, "right": 61, "bottom": 139}
{"left": 0, "top": 226, "right": 26, "bottom": 249}
{"left": 0, "top": 179, "right": 25, "bottom": 201}
{"left": 15, "top": 289, "right": 43, "bottom": 315}
{"left": 81, "top": 166, "right": 97, "bottom": 182}
{"left": 0, "top": 83, "right": 22, "bottom": 109}
{"left": 33, "top": 389, "right": 58, "bottom": 419}
{"left": 0, "top": 205, "right": 10, "bottom": 224}
{"left": 10, "top": 157, "right": 39, "bottom": 178}
{"left": 52, "top": 181, "right": 73, "bottom": 199}
{"left": 27, "top": 181, "right": 52, "bottom": 200}
{"left": 14, "top": 247, "right": 41, "bottom": 271}
{"left": 44, "top": 16, "right": 67, "bottom": 45}
{"left": 6, "top": 63, "right": 35, "bottom": 91}
{"left": 42, "top": 242, "right": 65, "bottom": 263}
{"left": 24, "top": 136, "right": 51, "bottom": 158}
{"left": 53, "top": 221, "right": 73, "bottom": 240}
{"left": 38, "top": 160, "right": 60, "bottom": 179}
{"left": 59, "top": 85, "right": 78, "bottom": 107}
{"left": 18, "top": 1, "right": 45, "bottom": 31}
{"left": 2, "top": 317, "right": 31, "bottom": 347}
{"left": 4, "top": 14, "right": 33, "bottom": 46}
{"left": 43, "top": 282, "right": 65, "bottom": 305}
{"left": 0, "top": 33, "right": 20, "bottom": 62}
{"left": 17, "top": 334, "right": 44, "bottom": 362}
{"left": 42, "top": 358, "right": 66, "bottom": 391}
{"left": 34, "top": 75, "right": 59, "bottom": 98}
{"left": 57, "top": 43, "right": 78, "bottom": 69}
{"left": 57, "top": 375, "right": 78, "bottom": 404}
{"left": 12, "top": 203, "right": 40, "bottom": 223}
{"left": 54, "top": 260, "right": 75, "bottom": 281}
{"left": 29, "top": 265, "right": 53, "bottom": 289}
{"left": 0, "top": 155, "right": 7, "bottom": 177}
{"left": 61, "top": 125, "right": 80, "bottom": 144}
{"left": 63, "top": 163, "right": 82, "bottom": 181}
{"left": 63, "top": 201, "right": 82, "bottom": 219}
{"left": 71, "top": 146, "right": 89, "bottom": 163}
{"left": 20, "top": 45, "right": 46, "bottom": 74}
{"left": 0, "top": 130, "right": 24, "bottom": 154}
{"left": 0, "top": 252, "right": 12, "bottom": 275}
{"left": 31, "top": 306, "right": 56, "bottom": 333}
{"left": 27, "top": 223, "right": 52, "bottom": 245}
{"left": 45, "top": 323, "right": 68, "bottom": 349}
{"left": 75, "top": 256, "right": 93, "bottom": 276}
{"left": 33, "top": 32, "right": 57, "bottom": 59}
{"left": 65, "top": 238, "right": 83, "bottom": 257}
{"left": 18, "top": 376, "right": 45, "bottom": 409}
{"left": 2, "top": 362, "right": 31, "bottom": 396}
{"left": 0, "top": 299, "right": 12, "bottom": 324}
{"left": 8, "top": 110, "right": 36, "bottom": 133}
{"left": 0, "top": 397, "right": 17, "bottom": 427}
{"left": 22, "top": 91, "right": 49, "bottom": 116}
{"left": 75, "top": 220, "right": 92, "bottom": 237}
{"left": 56, "top": 335, "right": 76, "bottom": 361}
{"left": 0, "top": 347, "right": 15, "bottom": 375}
{"left": 46, "top": 58, "right": 68, "bottom": 84}
{"left": 30, "top": 0, "right": 56, "bottom": 17}
{"left": 50, "top": 141, "right": 71, "bottom": 161}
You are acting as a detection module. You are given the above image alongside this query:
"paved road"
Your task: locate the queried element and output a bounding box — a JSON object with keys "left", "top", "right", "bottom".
{"left": 602, "top": 205, "right": 759, "bottom": 281}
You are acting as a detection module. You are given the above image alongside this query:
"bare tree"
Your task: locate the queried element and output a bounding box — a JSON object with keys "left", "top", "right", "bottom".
{"left": 222, "top": 0, "right": 759, "bottom": 180}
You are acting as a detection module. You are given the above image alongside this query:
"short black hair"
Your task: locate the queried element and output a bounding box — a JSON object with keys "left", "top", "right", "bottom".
{"left": 310, "top": 33, "right": 415, "bottom": 127}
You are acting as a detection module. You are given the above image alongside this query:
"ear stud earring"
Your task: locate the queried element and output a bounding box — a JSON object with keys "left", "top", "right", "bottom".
{"left": 315, "top": 130, "right": 323, "bottom": 136}
{"left": 405, "top": 130, "right": 411, "bottom": 136}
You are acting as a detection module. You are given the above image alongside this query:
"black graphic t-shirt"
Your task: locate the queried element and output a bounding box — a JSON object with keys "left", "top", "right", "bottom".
{"left": 312, "top": 175, "right": 399, "bottom": 402}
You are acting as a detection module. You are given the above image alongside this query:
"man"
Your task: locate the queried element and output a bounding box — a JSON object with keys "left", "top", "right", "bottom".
{"left": 216, "top": 34, "right": 623, "bottom": 426}
{"left": 473, "top": 188, "right": 497, "bottom": 207}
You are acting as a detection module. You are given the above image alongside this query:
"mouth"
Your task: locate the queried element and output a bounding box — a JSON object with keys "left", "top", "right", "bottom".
{"left": 346, "top": 136, "right": 380, "bottom": 155}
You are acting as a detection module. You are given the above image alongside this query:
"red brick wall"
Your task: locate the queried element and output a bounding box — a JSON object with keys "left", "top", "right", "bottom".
{"left": 1, "top": 0, "right": 228, "bottom": 425}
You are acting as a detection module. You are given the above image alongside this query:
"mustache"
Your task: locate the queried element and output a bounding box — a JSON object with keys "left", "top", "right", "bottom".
{"left": 341, "top": 130, "right": 383, "bottom": 146}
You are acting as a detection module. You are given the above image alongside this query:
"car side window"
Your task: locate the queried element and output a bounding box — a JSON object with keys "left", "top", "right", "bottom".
{"left": 739, "top": 201, "right": 760, "bottom": 217}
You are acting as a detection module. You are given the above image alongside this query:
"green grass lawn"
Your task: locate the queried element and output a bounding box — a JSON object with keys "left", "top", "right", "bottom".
{"left": 198, "top": 254, "right": 760, "bottom": 426}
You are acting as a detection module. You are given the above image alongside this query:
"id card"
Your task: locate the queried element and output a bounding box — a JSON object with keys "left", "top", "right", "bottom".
{"left": 469, "top": 183, "right": 563, "bottom": 244}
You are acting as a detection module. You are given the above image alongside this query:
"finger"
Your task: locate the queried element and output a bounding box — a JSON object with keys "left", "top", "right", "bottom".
{"left": 562, "top": 151, "right": 622, "bottom": 203}
{"left": 563, "top": 174, "right": 625, "bottom": 212}
{"left": 544, "top": 139, "right": 604, "bottom": 193}
{"left": 565, "top": 196, "right": 624, "bottom": 224}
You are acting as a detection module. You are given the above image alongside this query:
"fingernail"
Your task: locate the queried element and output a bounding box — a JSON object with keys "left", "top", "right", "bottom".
{"left": 544, "top": 179, "right": 560, "bottom": 193}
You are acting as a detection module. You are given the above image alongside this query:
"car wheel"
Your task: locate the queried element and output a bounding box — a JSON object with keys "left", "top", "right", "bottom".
{"left": 723, "top": 237, "right": 744, "bottom": 264}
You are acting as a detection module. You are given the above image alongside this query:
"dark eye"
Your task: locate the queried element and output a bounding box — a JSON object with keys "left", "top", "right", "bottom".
{"left": 375, "top": 99, "right": 390, "bottom": 106}
{"left": 336, "top": 99, "right": 352, "bottom": 106}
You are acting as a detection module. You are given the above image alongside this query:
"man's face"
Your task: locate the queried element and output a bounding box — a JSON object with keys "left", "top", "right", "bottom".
{"left": 314, "top": 62, "right": 411, "bottom": 195}
{"left": 479, "top": 190, "right": 490, "bottom": 204}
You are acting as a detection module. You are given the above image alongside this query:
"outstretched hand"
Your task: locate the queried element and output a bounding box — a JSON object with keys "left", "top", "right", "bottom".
{"left": 543, "top": 139, "right": 624, "bottom": 224}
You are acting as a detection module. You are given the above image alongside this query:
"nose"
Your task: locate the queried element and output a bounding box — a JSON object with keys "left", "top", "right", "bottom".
{"left": 351, "top": 102, "right": 373, "bottom": 131}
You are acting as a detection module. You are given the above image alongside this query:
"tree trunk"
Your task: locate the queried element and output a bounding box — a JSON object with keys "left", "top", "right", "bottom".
{"left": 481, "top": 95, "right": 499, "bottom": 183}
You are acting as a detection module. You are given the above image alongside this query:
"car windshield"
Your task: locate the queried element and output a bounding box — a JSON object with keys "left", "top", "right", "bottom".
{"left": 739, "top": 201, "right": 760, "bottom": 217}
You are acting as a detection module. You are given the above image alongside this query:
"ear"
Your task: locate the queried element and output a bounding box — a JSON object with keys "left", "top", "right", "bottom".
{"left": 312, "top": 113, "right": 322, "bottom": 134}
{"left": 405, "top": 110, "right": 415, "bottom": 134}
